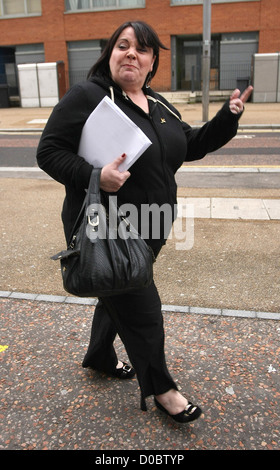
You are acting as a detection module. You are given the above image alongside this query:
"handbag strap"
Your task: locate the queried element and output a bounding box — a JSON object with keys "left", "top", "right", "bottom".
{"left": 67, "top": 168, "right": 102, "bottom": 244}
{"left": 51, "top": 168, "right": 103, "bottom": 257}
{"left": 88, "top": 167, "right": 102, "bottom": 197}
{"left": 87, "top": 168, "right": 102, "bottom": 206}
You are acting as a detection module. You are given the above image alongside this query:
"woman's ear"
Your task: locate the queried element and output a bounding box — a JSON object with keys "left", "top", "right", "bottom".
{"left": 150, "top": 57, "right": 156, "bottom": 72}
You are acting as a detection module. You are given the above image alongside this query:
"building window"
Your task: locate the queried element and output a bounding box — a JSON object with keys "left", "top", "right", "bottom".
{"left": 220, "top": 32, "right": 258, "bottom": 90}
{"left": 65, "top": 0, "right": 145, "bottom": 12}
{"left": 174, "top": 35, "right": 221, "bottom": 91}
{"left": 172, "top": 31, "right": 258, "bottom": 91}
{"left": 0, "top": 0, "right": 41, "bottom": 17}
{"left": 171, "top": 0, "right": 259, "bottom": 4}
{"left": 68, "top": 40, "right": 106, "bottom": 86}
{"left": 171, "top": 0, "right": 201, "bottom": 4}
{"left": 15, "top": 43, "right": 45, "bottom": 64}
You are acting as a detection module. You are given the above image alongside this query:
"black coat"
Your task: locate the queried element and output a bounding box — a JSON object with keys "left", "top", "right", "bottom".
{"left": 36, "top": 77, "right": 240, "bottom": 252}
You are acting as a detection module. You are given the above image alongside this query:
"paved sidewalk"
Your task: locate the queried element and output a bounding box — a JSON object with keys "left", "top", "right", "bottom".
{"left": 0, "top": 102, "right": 280, "bottom": 451}
{"left": 1, "top": 295, "right": 280, "bottom": 451}
{"left": 178, "top": 195, "right": 280, "bottom": 220}
{"left": 0, "top": 103, "right": 279, "bottom": 313}
{"left": 0, "top": 101, "right": 280, "bottom": 130}
{"left": 1, "top": 166, "right": 279, "bottom": 221}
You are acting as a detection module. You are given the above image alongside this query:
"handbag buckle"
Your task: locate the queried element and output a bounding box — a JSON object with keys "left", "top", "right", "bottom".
{"left": 87, "top": 204, "right": 100, "bottom": 230}
{"left": 69, "top": 235, "right": 77, "bottom": 249}
{"left": 88, "top": 214, "right": 99, "bottom": 228}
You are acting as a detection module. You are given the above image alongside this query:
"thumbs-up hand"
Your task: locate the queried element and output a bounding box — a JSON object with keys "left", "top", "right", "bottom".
{"left": 100, "top": 153, "right": 131, "bottom": 192}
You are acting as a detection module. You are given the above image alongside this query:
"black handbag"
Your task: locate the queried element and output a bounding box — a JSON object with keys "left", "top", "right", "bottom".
{"left": 52, "top": 168, "right": 155, "bottom": 297}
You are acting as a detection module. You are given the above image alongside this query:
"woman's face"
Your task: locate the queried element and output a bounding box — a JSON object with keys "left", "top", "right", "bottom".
{"left": 109, "top": 27, "right": 155, "bottom": 91}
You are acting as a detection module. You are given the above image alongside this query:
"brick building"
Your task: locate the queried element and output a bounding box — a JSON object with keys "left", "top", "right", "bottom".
{"left": 0, "top": 0, "right": 279, "bottom": 99}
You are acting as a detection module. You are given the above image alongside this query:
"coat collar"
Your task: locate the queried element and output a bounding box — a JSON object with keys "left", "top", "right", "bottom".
{"left": 89, "top": 75, "right": 181, "bottom": 121}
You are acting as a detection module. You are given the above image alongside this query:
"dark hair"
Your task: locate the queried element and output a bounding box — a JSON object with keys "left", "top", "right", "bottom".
{"left": 87, "top": 21, "right": 168, "bottom": 85}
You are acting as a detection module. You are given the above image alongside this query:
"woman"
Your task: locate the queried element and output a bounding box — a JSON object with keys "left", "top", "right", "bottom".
{"left": 37, "top": 21, "right": 252, "bottom": 423}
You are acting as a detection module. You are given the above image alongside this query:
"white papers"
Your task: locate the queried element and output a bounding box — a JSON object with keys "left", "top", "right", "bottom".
{"left": 78, "top": 96, "right": 152, "bottom": 172}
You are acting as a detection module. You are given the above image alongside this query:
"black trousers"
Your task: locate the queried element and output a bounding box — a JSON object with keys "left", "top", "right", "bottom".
{"left": 82, "top": 280, "right": 177, "bottom": 410}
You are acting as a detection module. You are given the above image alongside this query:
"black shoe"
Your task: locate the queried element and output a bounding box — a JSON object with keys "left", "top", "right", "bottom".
{"left": 154, "top": 397, "right": 202, "bottom": 423}
{"left": 112, "top": 362, "right": 136, "bottom": 379}
{"left": 82, "top": 360, "right": 135, "bottom": 379}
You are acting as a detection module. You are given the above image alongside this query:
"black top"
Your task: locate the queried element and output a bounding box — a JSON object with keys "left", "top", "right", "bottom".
{"left": 36, "top": 77, "right": 241, "bottom": 251}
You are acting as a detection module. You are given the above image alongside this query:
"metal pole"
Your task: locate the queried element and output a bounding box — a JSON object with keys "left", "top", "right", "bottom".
{"left": 202, "top": 0, "right": 211, "bottom": 121}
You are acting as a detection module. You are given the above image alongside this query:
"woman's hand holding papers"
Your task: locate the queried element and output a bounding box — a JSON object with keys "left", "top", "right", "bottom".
{"left": 100, "top": 153, "right": 131, "bottom": 192}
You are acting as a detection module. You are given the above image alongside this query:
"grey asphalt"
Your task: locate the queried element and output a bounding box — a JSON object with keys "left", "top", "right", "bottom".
{"left": 0, "top": 102, "right": 280, "bottom": 452}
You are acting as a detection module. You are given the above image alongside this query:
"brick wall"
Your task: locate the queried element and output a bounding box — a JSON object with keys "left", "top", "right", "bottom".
{"left": 0, "top": 0, "right": 279, "bottom": 91}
